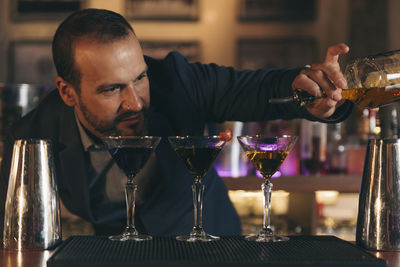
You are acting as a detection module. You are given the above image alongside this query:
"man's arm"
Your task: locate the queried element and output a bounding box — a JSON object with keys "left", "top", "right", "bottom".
{"left": 164, "top": 46, "right": 352, "bottom": 124}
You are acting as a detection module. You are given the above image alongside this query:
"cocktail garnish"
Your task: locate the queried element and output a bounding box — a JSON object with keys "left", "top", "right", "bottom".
{"left": 219, "top": 129, "right": 232, "bottom": 142}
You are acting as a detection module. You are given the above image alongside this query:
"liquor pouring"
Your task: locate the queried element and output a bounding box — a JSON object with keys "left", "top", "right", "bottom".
{"left": 269, "top": 50, "right": 400, "bottom": 109}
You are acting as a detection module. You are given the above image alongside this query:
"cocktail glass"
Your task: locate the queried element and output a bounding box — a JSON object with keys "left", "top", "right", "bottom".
{"left": 237, "top": 135, "right": 297, "bottom": 242}
{"left": 168, "top": 136, "right": 226, "bottom": 242}
{"left": 101, "top": 136, "right": 161, "bottom": 241}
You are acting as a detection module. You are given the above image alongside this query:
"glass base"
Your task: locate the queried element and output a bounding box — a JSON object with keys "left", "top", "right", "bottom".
{"left": 109, "top": 228, "right": 152, "bottom": 242}
{"left": 176, "top": 230, "right": 220, "bottom": 242}
{"left": 245, "top": 233, "right": 289, "bottom": 242}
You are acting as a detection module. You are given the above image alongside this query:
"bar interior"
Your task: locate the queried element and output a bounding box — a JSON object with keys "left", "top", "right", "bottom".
{"left": 0, "top": 0, "right": 400, "bottom": 266}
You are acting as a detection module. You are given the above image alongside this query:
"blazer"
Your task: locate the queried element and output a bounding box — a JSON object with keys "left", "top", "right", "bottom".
{"left": 0, "top": 52, "right": 353, "bottom": 235}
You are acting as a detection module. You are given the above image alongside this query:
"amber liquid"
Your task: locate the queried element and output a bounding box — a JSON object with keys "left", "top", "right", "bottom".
{"left": 174, "top": 146, "right": 222, "bottom": 178}
{"left": 296, "top": 85, "right": 400, "bottom": 108}
{"left": 246, "top": 150, "right": 289, "bottom": 178}
{"left": 340, "top": 86, "right": 400, "bottom": 108}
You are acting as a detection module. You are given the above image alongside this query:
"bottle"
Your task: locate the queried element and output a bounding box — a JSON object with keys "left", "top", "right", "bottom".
{"left": 269, "top": 50, "right": 400, "bottom": 109}
{"left": 379, "top": 104, "right": 400, "bottom": 139}
{"left": 358, "top": 109, "right": 370, "bottom": 143}
{"left": 326, "top": 123, "right": 347, "bottom": 174}
{"left": 391, "top": 108, "right": 399, "bottom": 138}
{"left": 300, "top": 120, "right": 327, "bottom": 175}
{"left": 270, "top": 86, "right": 400, "bottom": 109}
{"left": 368, "top": 108, "right": 380, "bottom": 138}
{"left": 390, "top": 108, "right": 399, "bottom": 138}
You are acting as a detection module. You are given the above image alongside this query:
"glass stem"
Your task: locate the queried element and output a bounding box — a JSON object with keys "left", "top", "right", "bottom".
{"left": 125, "top": 179, "right": 137, "bottom": 231}
{"left": 262, "top": 178, "right": 273, "bottom": 235}
{"left": 192, "top": 177, "right": 204, "bottom": 232}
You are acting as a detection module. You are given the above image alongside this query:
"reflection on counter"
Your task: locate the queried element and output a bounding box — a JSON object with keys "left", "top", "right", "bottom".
{"left": 60, "top": 201, "right": 94, "bottom": 240}
{"left": 228, "top": 190, "right": 359, "bottom": 241}
{"left": 315, "top": 191, "right": 358, "bottom": 241}
{"left": 228, "top": 190, "right": 301, "bottom": 236}
{"left": 61, "top": 217, "right": 95, "bottom": 240}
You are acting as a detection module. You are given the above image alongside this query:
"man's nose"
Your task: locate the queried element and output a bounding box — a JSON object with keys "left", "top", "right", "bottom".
{"left": 120, "top": 86, "right": 143, "bottom": 112}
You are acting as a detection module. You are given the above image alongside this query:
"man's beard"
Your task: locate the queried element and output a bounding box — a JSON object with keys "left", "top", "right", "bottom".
{"left": 79, "top": 100, "right": 148, "bottom": 136}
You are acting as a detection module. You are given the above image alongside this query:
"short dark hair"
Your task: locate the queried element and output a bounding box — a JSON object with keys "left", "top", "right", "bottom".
{"left": 52, "top": 9, "right": 135, "bottom": 92}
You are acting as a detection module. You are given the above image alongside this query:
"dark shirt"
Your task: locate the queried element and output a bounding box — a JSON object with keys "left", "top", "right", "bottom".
{"left": 0, "top": 52, "right": 353, "bottom": 236}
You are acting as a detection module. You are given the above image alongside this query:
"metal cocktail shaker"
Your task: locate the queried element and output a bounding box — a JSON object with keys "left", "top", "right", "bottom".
{"left": 356, "top": 138, "right": 400, "bottom": 251}
{"left": 3, "top": 139, "right": 61, "bottom": 250}
{"left": 0, "top": 83, "right": 50, "bottom": 136}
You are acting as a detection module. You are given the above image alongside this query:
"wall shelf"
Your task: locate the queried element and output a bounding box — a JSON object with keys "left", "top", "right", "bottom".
{"left": 222, "top": 174, "right": 362, "bottom": 193}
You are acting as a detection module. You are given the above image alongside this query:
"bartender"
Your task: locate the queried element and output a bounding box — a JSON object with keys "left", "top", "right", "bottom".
{"left": 0, "top": 8, "right": 352, "bottom": 236}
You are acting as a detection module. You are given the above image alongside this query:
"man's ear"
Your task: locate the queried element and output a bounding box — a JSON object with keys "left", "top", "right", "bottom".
{"left": 56, "top": 76, "right": 78, "bottom": 107}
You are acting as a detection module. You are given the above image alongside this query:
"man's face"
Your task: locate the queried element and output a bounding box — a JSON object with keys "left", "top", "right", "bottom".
{"left": 72, "top": 33, "right": 150, "bottom": 137}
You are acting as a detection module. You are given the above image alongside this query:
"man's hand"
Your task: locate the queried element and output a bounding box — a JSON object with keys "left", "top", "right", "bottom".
{"left": 292, "top": 43, "right": 350, "bottom": 118}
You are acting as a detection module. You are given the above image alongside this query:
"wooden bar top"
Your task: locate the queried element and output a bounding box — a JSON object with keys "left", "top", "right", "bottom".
{"left": 371, "top": 250, "right": 400, "bottom": 267}
{"left": 0, "top": 249, "right": 53, "bottom": 267}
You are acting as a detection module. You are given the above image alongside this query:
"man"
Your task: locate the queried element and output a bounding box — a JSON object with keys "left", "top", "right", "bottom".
{"left": 0, "top": 9, "right": 352, "bottom": 236}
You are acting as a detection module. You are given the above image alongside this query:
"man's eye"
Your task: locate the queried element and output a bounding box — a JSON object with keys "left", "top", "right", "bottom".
{"left": 137, "top": 73, "right": 147, "bottom": 81}
{"left": 104, "top": 86, "right": 121, "bottom": 92}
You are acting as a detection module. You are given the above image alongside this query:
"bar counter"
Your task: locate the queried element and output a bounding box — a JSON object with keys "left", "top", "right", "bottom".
{"left": 0, "top": 240, "right": 398, "bottom": 267}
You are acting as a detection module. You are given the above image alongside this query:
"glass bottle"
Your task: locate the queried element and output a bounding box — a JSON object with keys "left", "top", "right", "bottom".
{"left": 379, "top": 104, "right": 399, "bottom": 139}
{"left": 391, "top": 108, "right": 399, "bottom": 138}
{"left": 300, "top": 120, "right": 327, "bottom": 175}
{"left": 358, "top": 109, "right": 370, "bottom": 143}
{"left": 326, "top": 123, "right": 347, "bottom": 174}
{"left": 269, "top": 50, "right": 400, "bottom": 109}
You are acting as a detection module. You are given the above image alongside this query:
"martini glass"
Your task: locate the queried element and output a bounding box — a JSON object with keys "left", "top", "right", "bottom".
{"left": 237, "top": 135, "right": 297, "bottom": 242}
{"left": 168, "top": 136, "right": 226, "bottom": 242}
{"left": 101, "top": 136, "right": 161, "bottom": 241}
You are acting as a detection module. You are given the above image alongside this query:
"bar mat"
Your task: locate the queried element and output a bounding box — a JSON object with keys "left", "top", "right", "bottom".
{"left": 47, "top": 235, "right": 387, "bottom": 267}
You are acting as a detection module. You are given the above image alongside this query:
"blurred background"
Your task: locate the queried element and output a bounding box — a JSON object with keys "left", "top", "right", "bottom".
{"left": 1, "top": 0, "right": 400, "bottom": 240}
